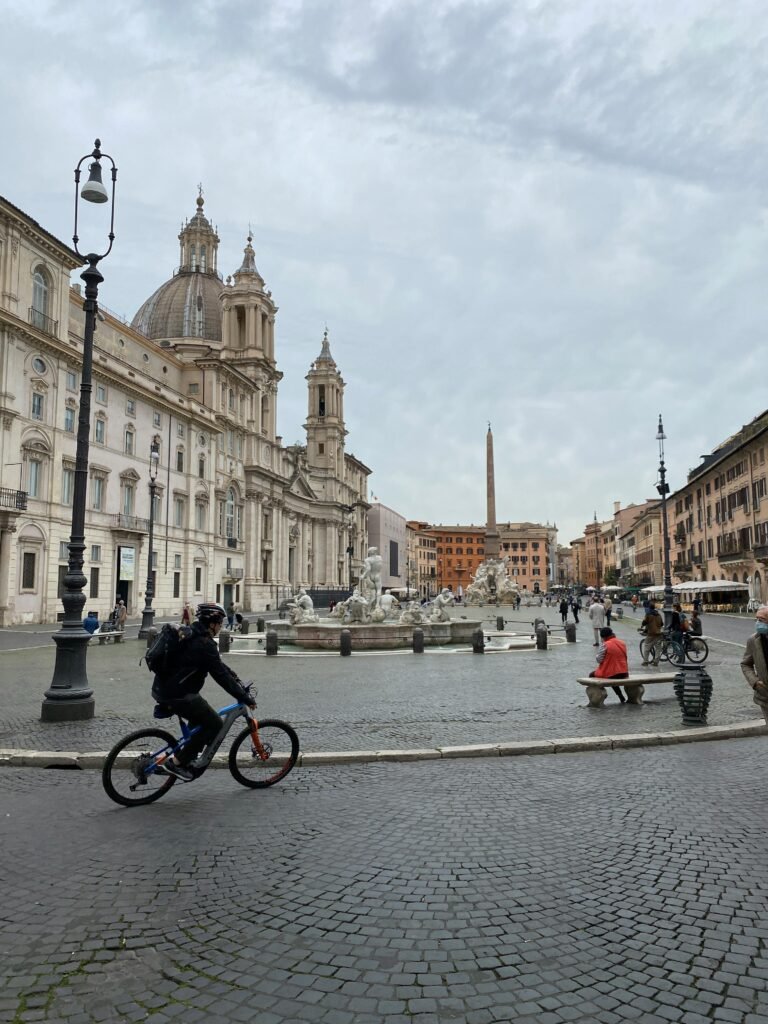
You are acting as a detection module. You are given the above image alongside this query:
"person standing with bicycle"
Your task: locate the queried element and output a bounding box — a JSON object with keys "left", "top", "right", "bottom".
{"left": 152, "top": 602, "right": 254, "bottom": 782}
{"left": 639, "top": 600, "right": 664, "bottom": 666}
{"left": 740, "top": 605, "right": 768, "bottom": 725}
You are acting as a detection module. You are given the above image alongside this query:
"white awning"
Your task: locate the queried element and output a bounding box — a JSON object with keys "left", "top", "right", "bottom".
{"left": 673, "top": 580, "right": 749, "bottom": 593}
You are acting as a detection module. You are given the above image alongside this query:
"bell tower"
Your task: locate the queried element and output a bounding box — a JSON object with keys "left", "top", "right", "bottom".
{"left": 305, "top": 329, "right": 347, "bottom": 487}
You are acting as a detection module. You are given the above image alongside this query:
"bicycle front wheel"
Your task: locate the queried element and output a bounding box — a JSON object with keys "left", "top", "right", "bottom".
{"left": 102, "top": 728, "right": 177, "bottom": 807}
{"left": 664, "top": 640, "right": 685, "bottom": 666}
{"left": 228, "top": 719, "right": 299, "bottom": 788}
{"left": 686, "top": 637, "right": 709, "bottom": 663}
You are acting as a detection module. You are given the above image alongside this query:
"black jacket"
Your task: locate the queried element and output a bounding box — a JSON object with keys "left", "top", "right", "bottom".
{"left": 151, "top": 622, "right": 249, "bottom": 704}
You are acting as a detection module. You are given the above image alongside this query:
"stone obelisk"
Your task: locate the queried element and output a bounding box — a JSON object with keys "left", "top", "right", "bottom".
{"left": 485, "top": 423, "right": 500, "bottom": 560}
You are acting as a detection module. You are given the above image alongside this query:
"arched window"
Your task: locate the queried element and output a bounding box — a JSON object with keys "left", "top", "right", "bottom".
{"left": 225, "top": 487, "right": 235, "bottom": 538}
{"left": 200, "top": 245, "right": 207, "bottom": 272}
{"left": 32, "top": 269, "right": 49, "bottom": 316}
{"left": 190, "top": 245, "right": 196, "bottom": 271}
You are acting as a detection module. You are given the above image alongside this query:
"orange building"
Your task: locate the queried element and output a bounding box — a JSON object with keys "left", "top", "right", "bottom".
{"left": 421, "top": 524, "right": 486, "bottom": 598}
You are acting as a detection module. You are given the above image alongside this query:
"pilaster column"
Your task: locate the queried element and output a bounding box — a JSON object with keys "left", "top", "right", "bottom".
{"left": 0, "top": 524, "right": 15, "bottom": 626}
{"left": 245, "top": 306, "right": 255, "bottom": 349}
{"left": 255, "top": 309, "right": 263, "bottom": 352}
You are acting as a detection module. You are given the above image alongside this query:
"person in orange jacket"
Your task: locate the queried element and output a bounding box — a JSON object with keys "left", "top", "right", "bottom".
{"left": 589, "top": 626, "right": 629, "bottom": 703}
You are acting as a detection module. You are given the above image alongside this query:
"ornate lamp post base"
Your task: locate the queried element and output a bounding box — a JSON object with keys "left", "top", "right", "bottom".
{"left": 41, "top": 631, "right": 95, "bottom": 721}
{"left": 138, "top": 606, "right": 156, "bottom": 639}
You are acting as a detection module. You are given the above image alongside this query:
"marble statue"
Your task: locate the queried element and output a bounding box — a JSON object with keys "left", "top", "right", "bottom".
{"left": 429, "top": 587, "right": 454, "bottom": 622}
{"left": 399, "top": 600, "right": 425, "bottom": 625}
{"left": 379, "top": 590, "right": 400, "bottom": 619}
{"left": 285, "top": 587, "right": 320, "bottom": 625}
{"left": 359, "top": 546, "right": 383, "bottom": 613}
{"left": 343, "top": 587, "right": 370, "bottom": 624}
{"left": 465, "top": 557, "right": 519, "bottom": 606}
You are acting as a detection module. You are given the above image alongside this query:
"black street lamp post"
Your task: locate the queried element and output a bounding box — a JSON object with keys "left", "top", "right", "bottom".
{"left": 138, "top": 437, "right": 161, "bottom": 638}
{"left": 656, "top": 414, "right": 674, "bottom": 629}
{"left": 41, "top": 139, "right": 116, "bottom": 722}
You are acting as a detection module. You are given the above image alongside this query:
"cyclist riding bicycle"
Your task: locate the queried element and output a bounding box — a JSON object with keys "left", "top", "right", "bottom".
{"left": 151, "top": 602, "right": 254, "bottom": 781}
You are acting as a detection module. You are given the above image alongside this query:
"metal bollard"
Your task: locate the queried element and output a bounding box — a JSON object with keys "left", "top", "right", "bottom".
{"left": 674, "top": 665, "right": 713, "bottom": 726}
{"left": 219, "top": 629, "right": 231, "bottom": 654}
{"left": 340, "top": 629, "right": 352, "bottom": 656}
{"left": 534, "top": 617, "right": 545, "bottom": 631}
{"left": 472, "top": 628, "right": 485, "bottom": 654}
{"left": 412, "top": 628, "right": 424, "bottom": 654}
{"left": 240, "top": 619, "right": 250, "bottom": 635}
{"left": 256, "top": 617, "right": 265, "bottom": 633}
{"left": 535, "top": 625, "right": 548, "bottom": 650}
{"left": 145, "top": 626, "right": 158, "bottom": 649}
{"left": 496, "top": 616, "right": 505, "bottom": 632}
{"left": 565, "top": 622, "right": 577, "bottom": 643}
{"left": 265, "top": 630, "right": 278, "bottom": 656}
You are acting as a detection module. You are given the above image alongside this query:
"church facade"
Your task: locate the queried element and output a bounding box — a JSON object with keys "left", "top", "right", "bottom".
{"left": 0, "top": 192, "right": 370, "bottom": 625}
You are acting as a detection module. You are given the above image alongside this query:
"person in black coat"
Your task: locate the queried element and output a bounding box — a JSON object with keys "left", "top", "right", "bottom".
{"left": 152, "top": 602, "right": 253, "bottom": 781}
{"left": 559, "top": 598, "right": 569, "bottom": 625}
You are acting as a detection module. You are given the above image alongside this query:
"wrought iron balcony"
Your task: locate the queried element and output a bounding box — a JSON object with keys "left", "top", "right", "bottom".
{"left": 717, "top": 542, "right": 751, "bottom": 562}
{"left": 0, "top": 487, "right": 27, "bottom": 511}
{"left": 28, "top": 307, "right": 58, "bottom": 337}
{"left": 110, "top": 513, "right": 149, "bottom": 532}
{"left": 754, "top": 545, "right": 768, "bottom": 563}
{"left": 225, "top": 568, "right": 244, "bottom": 580}
{"left": 673, "top": 560, "right": 692, "bottom": 574}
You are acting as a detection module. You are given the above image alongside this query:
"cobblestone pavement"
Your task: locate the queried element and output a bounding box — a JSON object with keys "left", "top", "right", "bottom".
{"left": 3, "top": 738, "right": 768, "bottom": 1023}
{"left": 0, "top": 607, "right": 760, "bottom": 754}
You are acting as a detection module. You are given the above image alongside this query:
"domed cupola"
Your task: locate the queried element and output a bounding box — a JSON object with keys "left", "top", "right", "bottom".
{"left": 131, "top": 192, "right": 224, "bottom": 342}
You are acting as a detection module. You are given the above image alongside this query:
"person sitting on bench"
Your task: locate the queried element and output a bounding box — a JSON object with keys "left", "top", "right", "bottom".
{"left": 589, "top": 626, "right": 629, "bottom": 703}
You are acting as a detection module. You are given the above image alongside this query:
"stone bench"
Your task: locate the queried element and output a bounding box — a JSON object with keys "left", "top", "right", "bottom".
{"left": 577, "top": 673, "right": 677, "bottom": 708}
{"left": 92, "top": 630, "right": 125, "bottom": 645}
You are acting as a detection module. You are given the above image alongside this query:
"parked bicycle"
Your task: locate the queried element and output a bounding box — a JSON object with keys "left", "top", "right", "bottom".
{"left": 102, "top": 683, "right": 298, "bottom": 807}
{"left": 638, "top": 629, "right": 708, "bottom": 667}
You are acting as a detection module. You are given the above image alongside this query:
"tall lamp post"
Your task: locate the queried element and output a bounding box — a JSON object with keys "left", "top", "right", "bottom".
{"left": 41, "top": 139, "right": 116, "bottom": 722}
{"left": 138, "top": 437, "right": 161, "bottom": 638}
{"left": 656, "top": 414, "right": 674, "bottom": 628}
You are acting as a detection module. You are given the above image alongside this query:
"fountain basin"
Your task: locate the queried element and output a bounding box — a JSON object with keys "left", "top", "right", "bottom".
{"left": 265, "top": 618, "right": 484, "bottom": 650}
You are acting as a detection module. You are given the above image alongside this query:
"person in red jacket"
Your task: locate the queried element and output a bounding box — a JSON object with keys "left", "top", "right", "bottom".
{"left": 589, "top": 626, "right": 629, "bottom": 703}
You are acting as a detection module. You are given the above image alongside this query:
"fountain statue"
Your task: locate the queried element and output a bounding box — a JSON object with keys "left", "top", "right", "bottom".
{"left": 465, "top": 556, "right": 519, "bottom": 606}
{"left": 285, "top": 587, "right": 320, "bottom": 625}
{"left": 359, "top": 546, "right": 383, "bottom": 613}
{"left": 429, "top": 588, "right": 454, "bottom": 622}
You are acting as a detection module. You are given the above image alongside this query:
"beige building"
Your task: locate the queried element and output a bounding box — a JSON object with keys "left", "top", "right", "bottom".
{"left": 406, "top": 520, "right": 437, "bottom": 597}
{"left": 498, "top": 521, "right": 555, "bottom": 593}
{"left": 0, "top": 192, "right": 370, "bottom": 624}
{"left": 668, "top": 410, "right": 768, "bottom": 602}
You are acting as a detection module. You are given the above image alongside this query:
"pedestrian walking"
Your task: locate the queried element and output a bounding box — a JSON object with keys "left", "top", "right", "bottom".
{"left": 589, "top": 626, "right": 629, "bottom": 703}
{"left": 559, "top": 597, "right": 569, "bottom": 625}
{"left": 740, "top": 605, "right": 768, "bottom": 725}
{"left": 604, "top": 594, "right": 613, "bottom": 625}
{"left": 226, "top": 601, "right": 236, "bottom": 628}
{"left": 630, "top": 594, "right": 639, "bottom": 614}
{"left": 181, "top": 601, "right": 192, "bottom": 626}
{"left": 588, "top": 597, "right": 606, "bottom": 646}
{"left": 115, "top": 599, "right": 127, "bottom": 632}
{"left": 571, "top": 595, "right": 580, "bottom": 623}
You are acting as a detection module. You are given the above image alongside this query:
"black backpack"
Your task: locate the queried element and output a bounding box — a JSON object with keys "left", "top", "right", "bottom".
{"left": 141, "top": 623, "right": 190, "bottom": 679}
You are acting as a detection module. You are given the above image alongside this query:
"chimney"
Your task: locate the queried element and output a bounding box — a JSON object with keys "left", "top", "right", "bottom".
{"left": 613, "top": 501, "right": 621, "bottom": 514}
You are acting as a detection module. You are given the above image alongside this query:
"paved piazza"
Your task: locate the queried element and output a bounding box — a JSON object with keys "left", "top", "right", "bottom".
{"left": 2, "top": 738, "right": 768, "bottom": 1023}
{"left": 0, "top": 608, "right": 761, "bottom": 754}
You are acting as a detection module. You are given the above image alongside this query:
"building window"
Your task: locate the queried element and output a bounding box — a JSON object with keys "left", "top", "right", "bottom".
{"left": 91, "top": 475, "right": 104, "bottom": 511}
{"left": 32, "top": 356, "right": 47, "bottom": 374}
{"left": 31, "top": 392, "right": 44, "bottom": 420}
{"left": 66, "top": 370, "right": 77, "bottom": 391}
{"left": 122, "top": 482, "right": 135, "bottom": 516}
{"left": 174, "top": 553, "right": 182, "bottom": 570}
{"left": 124, "top": 428, "right": 134, "bottom": 455}
{"left": 188, "top": 383, "right": 199, "bottom": 395}
{"left": 21, "top": 551, "right": 36, "bottom": 590}
{"left": 198, "top": 456, "right": 205, "bottom": 479}
{"left": 153, "top": 411, "right": 162, "bottom": 428}
{"left": 224, "top": 488, "right": 237, "bottom": 538}
{"left": 195, "top": 566, "right": 202, "bottom": 592}
{"left": 91, "top": 545, "right": 101, "bottom": 561}
{"left": 59, "top": 541, "right": 69, "bottom": 560}
{"left": 89, "top": 567, "right": 100, "bottom": 598}
{"left": 61, "top": 467, "right": 75, "bottom": 505}
{"left": 32, "top": 269, "right": 49, "bottom": 317}
{"left": 95, "top": 384, "right": 106, "bottom": 404}
{"left": 28, "top": 459, "right": 42, "bottom": 498}
{"left": 176, "top": 449, "right": 184, "bottom": 472}
{"left": 126, "top": 399, "right": 136, "bottom": 416}
{"left": 64, "top": 406, "right": 75, "bottom": 432}
{"left": 195, "top": 502, "right": 206, "bottom": 530}
{"left": 94, "top": 416, "right": 106, "bottom": 444}
{"left": 174, "top": 497, "right": 185, "bottom": 527}
{"left": 318, "top": 443, "right": 325, "bottom": 455}
{"left": 173, "top": 572, "right": 181, "bottom": 599}
{"left": 177, "top": 423, "right": 185, "bottom": 438}
{"left": 151, "top": 491, "right": 162, "bottom": 523}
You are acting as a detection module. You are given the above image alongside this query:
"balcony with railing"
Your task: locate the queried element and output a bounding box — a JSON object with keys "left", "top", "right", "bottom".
{"left": 110, "top": 513, "right": 149, "bottom": 533}
{"left": 673, "top": 559, "right": 692, "bottom": 574}
{"left": 224, "top": 568, "right": 244, "bottom": 580}
{"left": 0, "top": 487, "right": 28, "bottom": 511}
{"left": 717, "top": 538, "right": 752, "bottom": 563}
{"left": 28, "top": 306, "right": 58, "bottom": 337}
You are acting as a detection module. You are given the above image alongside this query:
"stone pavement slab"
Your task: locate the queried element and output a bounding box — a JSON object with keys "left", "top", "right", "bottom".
{"left": 3, "top": 738, "right": 768, "bottom": 1022}
{"left": 0, "top": 606, "right": 759, "bottom": 755}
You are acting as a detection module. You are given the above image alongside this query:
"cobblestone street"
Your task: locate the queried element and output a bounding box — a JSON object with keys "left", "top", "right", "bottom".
{"left": 3, "top": 738, "right": 768, "bottom": 1023}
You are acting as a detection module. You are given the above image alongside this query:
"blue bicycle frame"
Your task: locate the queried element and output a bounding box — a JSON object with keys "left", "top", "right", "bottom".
{"left": 148, "top": 700, "right": 250, "bottom": 776}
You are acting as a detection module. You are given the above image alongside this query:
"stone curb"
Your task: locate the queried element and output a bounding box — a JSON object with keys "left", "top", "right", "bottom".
{"left": 1, "top": 719, "right": 766, "bottom": 770}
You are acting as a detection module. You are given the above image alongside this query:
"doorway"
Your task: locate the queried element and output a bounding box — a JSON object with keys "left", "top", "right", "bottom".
{"left": 115, "top": 544, "right": 135, "bottom": 612}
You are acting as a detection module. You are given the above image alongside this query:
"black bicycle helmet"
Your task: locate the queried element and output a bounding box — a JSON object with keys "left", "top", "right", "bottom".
{"left": 196, "top": 601, "right": 227, "bottom": 624}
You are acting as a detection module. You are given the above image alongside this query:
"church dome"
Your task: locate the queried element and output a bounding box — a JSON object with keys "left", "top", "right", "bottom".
{"left": 131, "top": 193, "right": 224, "bottom": 342}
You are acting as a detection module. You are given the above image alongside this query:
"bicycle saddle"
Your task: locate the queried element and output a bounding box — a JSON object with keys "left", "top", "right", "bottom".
{"left": 153, "top": 703, "right": 174, "bottom": 719}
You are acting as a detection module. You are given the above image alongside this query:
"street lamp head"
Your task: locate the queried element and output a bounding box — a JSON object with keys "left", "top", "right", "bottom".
{"left": 80, "top": 160, "right": 109, "bottom": 204}
{"left": 149, "top": 437, "right": 161, "bottom": 480}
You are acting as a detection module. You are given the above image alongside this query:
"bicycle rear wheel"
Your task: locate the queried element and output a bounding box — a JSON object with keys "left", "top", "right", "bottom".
{"left": 228, "top": 719, "right": 299, "bottom": 788}
{"left": 102, "top": 728, "right": 177, "bottom": 807}
{"left": 686, "top": 637, "right": 709, "bottom": 663}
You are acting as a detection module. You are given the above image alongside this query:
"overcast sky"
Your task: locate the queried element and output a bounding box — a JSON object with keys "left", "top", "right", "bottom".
{"left": 3, "top": 0, "right": 768, "bottom": 545}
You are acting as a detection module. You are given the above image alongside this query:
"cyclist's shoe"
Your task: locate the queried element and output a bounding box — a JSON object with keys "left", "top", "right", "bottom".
{"left": 157, "top": 759, "right": 195, "bottom": 782}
